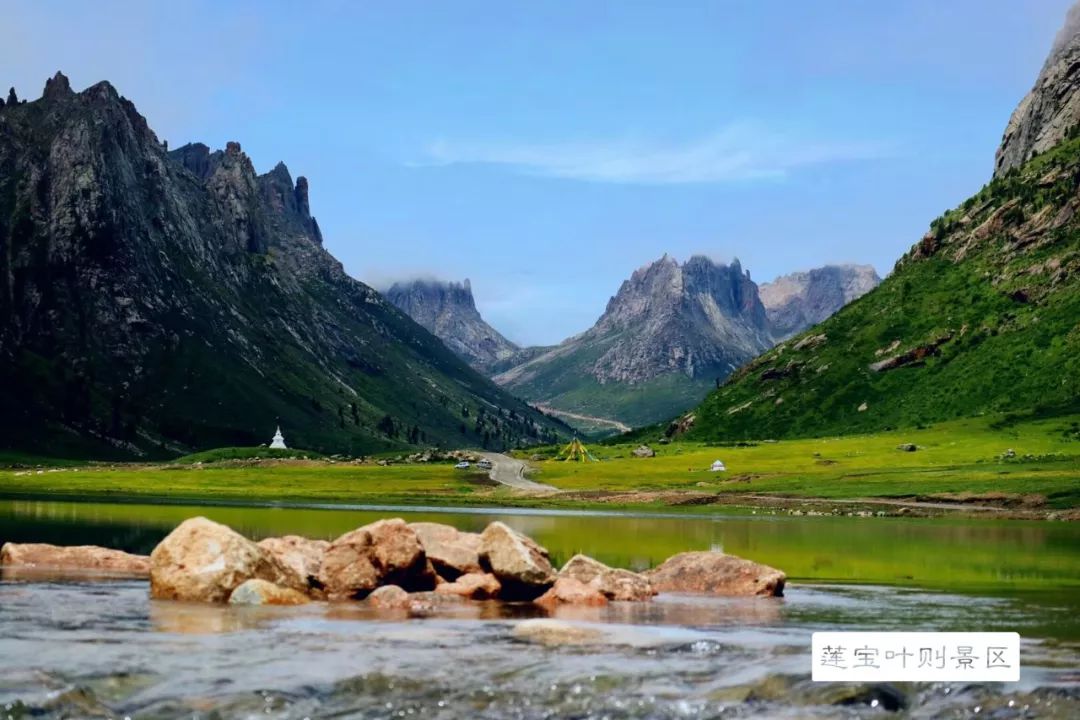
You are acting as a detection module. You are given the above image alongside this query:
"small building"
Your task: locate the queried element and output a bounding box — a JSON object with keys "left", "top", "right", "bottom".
{"left": 270, "top": 426, "right": 287, "bottom": 450}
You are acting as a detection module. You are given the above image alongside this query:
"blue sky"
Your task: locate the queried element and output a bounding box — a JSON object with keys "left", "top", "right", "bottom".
{"left": 4, "top": 0, "right": 1074, "bottom": 345}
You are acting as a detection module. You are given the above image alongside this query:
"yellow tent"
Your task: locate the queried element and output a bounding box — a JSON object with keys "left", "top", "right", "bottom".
{"left": 558, "top": 437, "right": 597, "bottom": 462}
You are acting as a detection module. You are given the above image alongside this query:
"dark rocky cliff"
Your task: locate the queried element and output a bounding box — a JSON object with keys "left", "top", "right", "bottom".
{"left": 0, "top": 73, "right": 565, "bottom": 456}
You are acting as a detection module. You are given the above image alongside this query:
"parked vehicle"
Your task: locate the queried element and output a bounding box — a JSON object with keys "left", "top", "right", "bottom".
{"left": 477, "top": 459, "right": 493, "bottom": 470}
{"left": 454, "top": 461, "right": 471, "bottom": 470}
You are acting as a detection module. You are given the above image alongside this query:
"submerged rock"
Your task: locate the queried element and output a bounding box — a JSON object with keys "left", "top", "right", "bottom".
{"left": 435, "top": 571, "right": 501, "bottom": 599}
{"left": 229, "top": 578, "right": 310, "bottom": 606}
{"left": 257, "top": 536, "right": 329, "bottom": 591}
{"left": 319, "top": 519, "right": 435, "bottom": 600}
{"left": 511, "top": 619, "right": 604, "bottom": 645}
{"left": 408, "top": 522, "right": 483, "bottom": 579}
{"left": 646, "top": 551, "right": 785, "bottom": 597}
{"left": 535, "top": 577, "right": 608, "bottom": 607}
{"left": 150, "top": 517, "right": 304, "bottom": 603}
{"left": 0, "top": 542, "right": 149, "bottom": 575}
{"left": 478, "top": 521, "right": 555, "bottom": 600}
{"left": 559, "top": 554, "right": 654, "bottom": 601}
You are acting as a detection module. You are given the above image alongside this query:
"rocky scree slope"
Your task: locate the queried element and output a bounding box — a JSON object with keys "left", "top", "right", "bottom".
{"left": 0, "top": 73, "right": 566, "bottom": 457}
{"left": 384, "top": 278, "right": 518, "bottom": 373}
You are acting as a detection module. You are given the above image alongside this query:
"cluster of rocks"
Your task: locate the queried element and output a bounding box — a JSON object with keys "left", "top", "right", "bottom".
{"left": 0, "top": 516, "right": 786, "bottom": 609}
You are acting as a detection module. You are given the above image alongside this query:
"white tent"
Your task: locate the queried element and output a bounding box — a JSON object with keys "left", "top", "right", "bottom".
{"left": 710, "top": 459, "right": 726, "bottom": 472}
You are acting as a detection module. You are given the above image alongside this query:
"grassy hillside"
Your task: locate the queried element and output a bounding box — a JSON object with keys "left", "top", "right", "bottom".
{"left": 675, "top": 136, "right": 1080, "bottom": 442}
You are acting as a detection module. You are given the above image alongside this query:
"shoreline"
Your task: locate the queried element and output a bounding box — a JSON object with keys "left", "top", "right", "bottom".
{"left": 0, "top": 488, "right": 1074, "bottom": 521}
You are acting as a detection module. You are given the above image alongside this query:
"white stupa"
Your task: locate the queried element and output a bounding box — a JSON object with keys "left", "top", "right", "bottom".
{"left": 269, "top": 426, "right": 287, "bottom": 449}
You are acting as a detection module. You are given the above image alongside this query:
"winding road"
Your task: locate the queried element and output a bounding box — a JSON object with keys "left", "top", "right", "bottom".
{"left": 477, "top": 452, "right": 558, "bottom": 493}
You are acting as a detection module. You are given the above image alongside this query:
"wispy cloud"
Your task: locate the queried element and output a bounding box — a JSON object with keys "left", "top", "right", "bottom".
{"left": 417, "top": 124, "right": 888, "bottom": 185}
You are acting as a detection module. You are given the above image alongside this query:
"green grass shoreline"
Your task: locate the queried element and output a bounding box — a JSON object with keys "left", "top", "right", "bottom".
{"left": 0, "top": 413, "right": 1077, "bottom": 516}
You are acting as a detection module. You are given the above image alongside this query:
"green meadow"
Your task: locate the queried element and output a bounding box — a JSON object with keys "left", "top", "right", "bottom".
{"left": 0, "top": 412, "right": 1076, "bottom": 510}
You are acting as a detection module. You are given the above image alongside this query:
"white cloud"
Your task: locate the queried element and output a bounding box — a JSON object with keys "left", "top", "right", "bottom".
{"left": 417, "top": 124, "right": 889, "bottom": 185}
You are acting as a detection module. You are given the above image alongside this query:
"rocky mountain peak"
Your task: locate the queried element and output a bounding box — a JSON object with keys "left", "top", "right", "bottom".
{"left": 385, "top": 279, "right": 518, "bottom": 372}
{"left": 759, "top": 264, "right": 881, "bottom": 340}
{"left": 995, "top": 1, "right": 1080, "bottom": 176}
{"left": 0, "top": 74, "right": 564, "bottom": 455}
{"left": 42, "top": 71, "right": 72, "bottom": 100}
{"left": 598, "top": 255, "right": 767, "bottom": 335}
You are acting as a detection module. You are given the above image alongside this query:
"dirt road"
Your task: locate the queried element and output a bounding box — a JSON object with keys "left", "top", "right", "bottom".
{"left": 477, "top": 452, "right": 558, "bottom": 493}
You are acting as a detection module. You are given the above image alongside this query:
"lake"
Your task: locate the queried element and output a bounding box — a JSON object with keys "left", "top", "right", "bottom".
{"left": 1, "top": 499, "right": 1078, "bottom": 718}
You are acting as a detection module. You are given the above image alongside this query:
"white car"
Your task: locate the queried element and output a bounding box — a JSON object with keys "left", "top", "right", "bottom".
{"left": 454, "top": 461, "right": 471, "bottom": 470}
{"left": 477, "top": 459, "right": 493, "bottom": 470}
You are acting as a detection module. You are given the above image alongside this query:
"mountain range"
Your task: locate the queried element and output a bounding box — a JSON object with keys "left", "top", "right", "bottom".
{"left": 0, "top": 73, "right": 567, "bottom": 458}
{"left": 391, "top": 258, "right": 880, "bottom": 433}
{"left": 663, "top": 13, "right": 1080, "bottom": 443}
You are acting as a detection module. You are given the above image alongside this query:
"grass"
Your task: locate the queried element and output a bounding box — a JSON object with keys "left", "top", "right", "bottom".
{"left": 526, "top": 413, "right": 1080, "bottom": 509}
{"left": 0, "top": 412, "right": 1076, "bottom": 510}
{"left": 171, "top": 446, "right": 326, "bottom": 463}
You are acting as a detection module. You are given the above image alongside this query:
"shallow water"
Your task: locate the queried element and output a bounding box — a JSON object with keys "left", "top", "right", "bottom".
{"left": 1, "top": 500, "right": 1078, "bottom": 717}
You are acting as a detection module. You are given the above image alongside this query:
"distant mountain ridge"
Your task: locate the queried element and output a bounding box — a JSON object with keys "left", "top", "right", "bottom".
{"left": 384, "top": 279, "right": 518, "bottom": 372}
{"left": 0, "top": 73, "right": 567, "bottom": 457}
{"left": 487, "top": 255, "right": 875, "bottom": 432}
{"left": 759, "top": 265, "right": 881, "bottom": 340}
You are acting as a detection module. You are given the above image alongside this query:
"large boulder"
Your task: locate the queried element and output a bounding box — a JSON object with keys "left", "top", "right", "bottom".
{"left": 645, "top": 551, "right": 785, "bottom": 597}
{"left": 318, "top": 519, "right": 435, "bottom": 600}
{"left": 366, "top": 585, "right": 411, "bottom": 610}
{"left": 631, "top": 445, "right": 656, "bottom": 458}
{"left": 0, "top": 543, "right": 149, "bottom": 575}
{"left": 535, "top": 577, "right": 608, "bottom": 607}
{"left": 257, "top": 536, "right": 329, "bottom": 592}
{"left": 559, "top": 554, "right": 654, "bottom": 601}
{"left": 478, "top": 521, "right": 555, "bottom": 600}
{"left": 408, "top": 522, "right": 483, "bottom": 579}
{"left": 150, "top": 517, "right": 304, "bottom": 603}
{"left": 229, "top": 579, "right": 310, "bottom": 606}
{"left": 435, "top": 571, "right": 501, "bottom": 599}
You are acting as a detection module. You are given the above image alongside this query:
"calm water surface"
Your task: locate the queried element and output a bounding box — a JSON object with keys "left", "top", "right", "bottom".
{"left": 1, "top": 499, "right": 1077, "bottom": 718}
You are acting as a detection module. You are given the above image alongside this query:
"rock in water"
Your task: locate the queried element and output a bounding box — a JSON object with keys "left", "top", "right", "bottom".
{"left": 150, "top": 517, "right": 304, "bottom": 603}
{"left": 257, "top": 536, "right": 329, "bottom": 591}
{"left": 318, "top": 519, "right": 435, "bottom": 599}
{"left": 478, "top": 521, "right": 556, "bottom": 600}
{"left": 535, "top": 577, "right": 609, "bottom": 607}
{"left": 408, "top": 522, "right": 483, "bottom": 579}
{"left": 511, "top": 619, "right": 604, "bottom": 646}
{"left": 228, "top": 579, "right": 310, "bottom": 606}
{"left": 645, "top": 551, "right": 785, "bottom": 597}
{"left": 434, "top": 572, "right": 501, "bottom": 599}
{"left": 365, "top": 585, "right": 411, "bottom": 610}
{"left": 0, "top": 543, "right": 150, "bottom": 575}
{"left": 559, "top": 554, "right": 655, "bottom": 601}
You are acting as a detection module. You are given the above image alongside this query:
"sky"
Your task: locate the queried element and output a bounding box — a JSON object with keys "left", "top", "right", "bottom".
{"left": 3, "top": 0, "right": 1074, "bottom": 345}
